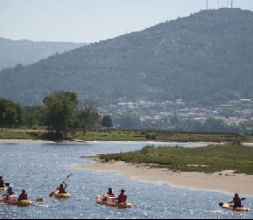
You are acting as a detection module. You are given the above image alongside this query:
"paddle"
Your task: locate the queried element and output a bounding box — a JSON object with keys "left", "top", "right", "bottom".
{"left": 219, "top": 198, "right": 246, "bottom": 207}
{"left": 49, "top": 173, "right": 72, "bottom": 197}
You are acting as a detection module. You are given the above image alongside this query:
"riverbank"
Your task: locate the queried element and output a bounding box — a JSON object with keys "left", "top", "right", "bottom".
{"left": 73, "top": 156, "right": 253, "bottom": 196}
{"left": 0, "top": 139, "right": 86, "bottom": 144}
{"left": 1, "top": 128, "right": 253, "bottom": 142}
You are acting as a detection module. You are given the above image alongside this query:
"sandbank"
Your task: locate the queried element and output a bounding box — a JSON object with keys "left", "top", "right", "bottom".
{"left": 72, "top": 156, "right": 253, "bottom": 196}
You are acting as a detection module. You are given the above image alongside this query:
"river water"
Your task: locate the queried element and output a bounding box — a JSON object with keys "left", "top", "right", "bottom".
{"left": 0, "top": 141, "right": 252, "bottom": 219}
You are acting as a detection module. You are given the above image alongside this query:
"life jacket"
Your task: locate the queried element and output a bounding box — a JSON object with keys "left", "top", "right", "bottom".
{"left": 0, "top": 179, "right": 4, "bottom": 188}
{"left": 106, "top": 192, "right": 115, "bottom": 197}
{"left": 117, "top": 194, "right": 127, "bottom": 203}
{"left": 18, "top": 193, "right": 28, "bottom": 201}
{"left": 233, "top": 196, "right": 242, "bottom": 207}
{"left": 7, "top": 189, "right": 14, "bottom": 196}
{"left": 58, "top": 186, "right": 66, "bottom": 194}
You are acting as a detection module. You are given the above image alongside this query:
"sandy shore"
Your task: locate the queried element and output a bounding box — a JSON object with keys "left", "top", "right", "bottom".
{"left": 0, "top": 139, "right": 86, "bottom": 144}
{"left": 72, "top": 156, "right": 253, "bottom": 196}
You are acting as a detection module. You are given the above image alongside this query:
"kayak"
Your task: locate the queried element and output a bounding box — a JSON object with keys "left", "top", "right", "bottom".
{"left": 17, "top": 200, "right": 32, "bottom": 207}
{"left": 219, "top": 202, "right": 250, "bottom": 212}
{"left": 96, "top": 194, "right": 133, "bottom": 209}
{"left": 0, "top": 195, "right": 18, "bottom": 205}
{"left": 53, "top": 192, "right": 71, "bottom": 199}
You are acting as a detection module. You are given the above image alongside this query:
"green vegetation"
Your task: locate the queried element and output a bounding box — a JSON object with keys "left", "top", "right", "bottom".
{"left": 99, "top": 143, "right": 253, "bottom": 174}
{"left": 154, "top": 131, "right": 253, "bottom": 142}
{"left": 0, "top": 93, "right": 113, "bottom": 140}
{"left": 1, "top": 9, "right": 253, "bottom": 106}
{"left": 43, "top": 91, "right": 78, "bottom": 138}
{"left": 1, "top": 93, "right": 253, "bottom": 142}
{"left": 0, "top": 98, "right": 24, "bottom": 126}
{"left": 101, "top": 115, "right": 113, "bottom": 128}
{"left": 73, "top": 130, "right": 146, "bottom": 141}
{"left": 2, "top": 127, "right": 253, "bottom": 142}
{"left": 0, "top": 128, "right": 46, "bottom": 140}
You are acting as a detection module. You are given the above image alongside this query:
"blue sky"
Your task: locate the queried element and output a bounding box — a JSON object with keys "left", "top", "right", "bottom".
{"left": 0, "top": 0, "right": 253, "bottom": 43}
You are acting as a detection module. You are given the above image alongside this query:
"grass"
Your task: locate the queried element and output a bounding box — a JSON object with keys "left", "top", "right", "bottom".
{"left": 0, "top": 128, "right": 46, "bottom": 140}
{"left": 1, "top": 128, "right": 253, "bottom": 143}
{"left": 73, "top": 130, "right": 146, "bottom": 141}
{"left": 99, "top": 143, "right": 253, "bottom": 174}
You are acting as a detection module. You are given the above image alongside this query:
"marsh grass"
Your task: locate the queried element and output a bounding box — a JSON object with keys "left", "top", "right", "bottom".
{"left": 99, "top": 143, "right": 253, "bottom": 174}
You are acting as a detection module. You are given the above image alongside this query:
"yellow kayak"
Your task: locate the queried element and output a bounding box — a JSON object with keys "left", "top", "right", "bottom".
{"left": 17, "top": 200, "right": 32, "bottom": 207}
{"left": 219, "top": 202, "right": 250, "bottom": 212}
{"left": 54, "top": 192, "right": 71, "bottom": 199}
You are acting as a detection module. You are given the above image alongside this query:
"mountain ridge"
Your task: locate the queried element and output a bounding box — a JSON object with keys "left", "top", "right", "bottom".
{"left": 0, "top": 37, "right": 87, "bottom": 70}
{"left": 0, "top": 8, "right": 253, "bottom": 106}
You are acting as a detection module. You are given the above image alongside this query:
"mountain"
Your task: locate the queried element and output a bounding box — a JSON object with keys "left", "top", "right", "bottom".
{"left": 0, "top": 37, "right": 87, "bottom": 70}
{"left": 0, "top": 8, "right": 253, "bottom": 106}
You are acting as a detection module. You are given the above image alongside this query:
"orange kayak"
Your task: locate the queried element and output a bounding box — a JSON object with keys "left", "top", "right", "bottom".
{"left": 96, "top": 194, "right": 133, "bottom": 208}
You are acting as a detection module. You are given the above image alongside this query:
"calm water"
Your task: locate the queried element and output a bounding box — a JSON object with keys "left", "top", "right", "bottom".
{"left": 0, "top": 141, "right": 252, "bottom": 219}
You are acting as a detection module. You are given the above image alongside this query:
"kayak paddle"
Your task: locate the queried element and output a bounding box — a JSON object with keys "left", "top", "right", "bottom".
{"left": 219, "top": 198, "right": 246, "bottom": 206}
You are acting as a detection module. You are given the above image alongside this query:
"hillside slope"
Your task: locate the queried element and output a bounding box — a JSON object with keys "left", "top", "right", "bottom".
{"left": 0, "top": 8, "right": 253, "bottom": 106}
{"left": 0, "top": 37, "right": 86, "bottom": 70}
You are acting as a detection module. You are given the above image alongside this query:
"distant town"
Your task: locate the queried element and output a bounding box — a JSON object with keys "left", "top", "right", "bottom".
{"left": 99, "top": 98, "right": 253, "bottom": 133}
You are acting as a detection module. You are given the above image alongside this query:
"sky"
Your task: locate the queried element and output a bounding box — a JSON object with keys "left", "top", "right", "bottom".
{"left": 1, "top": 0, "right": 253, "bottom": 43}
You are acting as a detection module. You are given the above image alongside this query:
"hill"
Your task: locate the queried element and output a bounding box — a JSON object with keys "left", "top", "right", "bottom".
{"left": 0, "top": 37, "right": 86, "bottom": 70}
{"left": 0, "top": 8, "right": 253, "bottom": 106}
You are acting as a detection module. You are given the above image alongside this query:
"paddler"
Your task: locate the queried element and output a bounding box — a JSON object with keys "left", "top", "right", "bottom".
{"left": 233, "top": 193, "right": 242, "bottom": 208}
{"left": 57, "top": 182, "right": 68, "bottom": 194}
{"left": 103, "top": 187, "right": 115, "bottom": 202}
{"left": 0, "top": 176, "right": 4, "bottom": 188}
{"left": 116, "top": 189, "right": 127, "bottom": 204}
{"left": 106, "top": 187, "right": 115, "bottom": 197}
{"left": 18, "top": 189, "right": 28, "bottom": 201}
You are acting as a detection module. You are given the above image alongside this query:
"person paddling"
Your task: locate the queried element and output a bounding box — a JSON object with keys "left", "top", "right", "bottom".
{"left": 117, "top": 189, "right": 127, "bottom": 205}
{"left": 233, "top": 193, "right": 242, "bottom": 208}
{"left": 103, "top": 187, "right": 115, "bottom": 202}
{"left": 106, "top": 187, "right": 115, "bottom": 197}
{"left": 0, "top": 176, "right": 4, "bottom": 188}
{"left": 7, "top": 186, "right": 14, "bottom": 196}
{"left": 49, "top": 174, "right": 72, "bottom": 197}
{"left": 57, "top": 182, "right": 68, "bottom": 194}
{"left": 3, "top": 186, "right": 15, "bottom": 200}
{"left": 18, "top": 190, "right": 28, "bottom": 201}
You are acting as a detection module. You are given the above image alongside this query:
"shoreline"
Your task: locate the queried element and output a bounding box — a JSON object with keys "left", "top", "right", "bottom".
{"left": 0, "top": 139, "right": 86, "bottom": 144}
{"left": 0, "top": 139, "right": 226, "bottom": 145}
{"left": 72, "top": 156, "right": 253, "bottom": 197}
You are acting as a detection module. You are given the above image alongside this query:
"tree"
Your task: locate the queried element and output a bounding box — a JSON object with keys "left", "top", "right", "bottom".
{"left": 102, "top": 115, "right": 113, "bottom": 128}
{"left": 202, "top": 117, "right": 228, "bottom": 132}
{"left": 43, "top": 91, "right": 78, "bottom": 138}
{"left": 23, "top": 106, "right": 46, "bottom": 129}
{"left": 77, "top": 105, "right": 101, "bottom": 131}
{"left": 0, "top": 98, "right": 24, "bottom": 127}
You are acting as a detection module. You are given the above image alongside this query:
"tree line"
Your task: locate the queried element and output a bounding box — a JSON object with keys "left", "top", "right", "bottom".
{"left": 0, "top": 91, "right": 113, "bottom": 138}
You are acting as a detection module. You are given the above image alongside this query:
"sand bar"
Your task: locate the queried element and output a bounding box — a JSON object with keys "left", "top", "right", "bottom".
{"left": 72, "top": 156, "right": 253, "bottom": 196}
